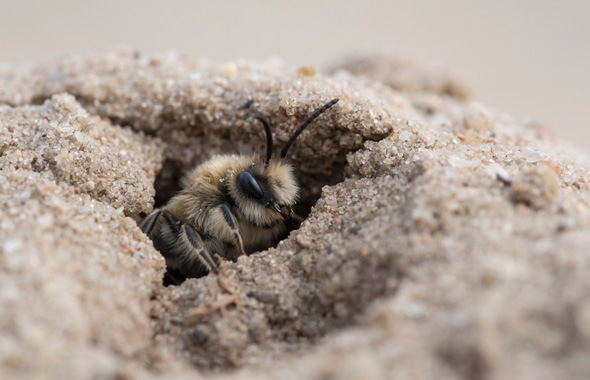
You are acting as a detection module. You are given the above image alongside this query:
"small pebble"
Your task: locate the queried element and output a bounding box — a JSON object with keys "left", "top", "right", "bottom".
{"left": 463, "top": 101, "right": 493, "bottom": 131}
{"left": 296, "top": 234, "right": 312, "bottom": 248}
{"left": 296, "top": 66, "right": 317, "bottom": 77}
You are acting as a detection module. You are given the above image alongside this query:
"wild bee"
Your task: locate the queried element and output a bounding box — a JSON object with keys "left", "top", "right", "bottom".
{"left": 141, "top": 98, "right": 339, "bottom": 284}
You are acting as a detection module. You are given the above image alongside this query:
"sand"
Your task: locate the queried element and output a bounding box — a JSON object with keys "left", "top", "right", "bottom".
{"left": 1, "top": 48, "right": 590, "bottom": 380}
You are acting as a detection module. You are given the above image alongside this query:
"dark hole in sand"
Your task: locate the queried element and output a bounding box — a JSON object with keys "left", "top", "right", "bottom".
{"left": 147, "top": 157, "right": 346, "bottom": 285}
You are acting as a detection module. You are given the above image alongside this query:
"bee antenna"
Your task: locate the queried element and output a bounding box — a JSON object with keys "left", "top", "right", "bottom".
{"left": 253, "top": 114, "right": 274, "bottom": 167}
{"left": 280, "top": 98, "right": 339, "bottom": 159}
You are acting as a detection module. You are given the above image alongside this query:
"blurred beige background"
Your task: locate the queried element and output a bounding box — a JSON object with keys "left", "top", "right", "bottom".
{"left": 1, "top": 0, "right": 588, "bottom": 148}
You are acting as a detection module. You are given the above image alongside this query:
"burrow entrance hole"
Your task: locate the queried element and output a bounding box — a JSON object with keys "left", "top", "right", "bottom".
{"left": 148, "top": 156, "right": 348, "bottom": 284}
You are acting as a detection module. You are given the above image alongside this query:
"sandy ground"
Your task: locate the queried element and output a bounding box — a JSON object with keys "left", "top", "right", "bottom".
{"left": 1, "top": 48, "right": 590, "bottom": 379}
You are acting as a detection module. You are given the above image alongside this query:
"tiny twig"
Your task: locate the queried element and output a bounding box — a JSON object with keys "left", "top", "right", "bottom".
{"left": 185, "top": 294, "right": 238, "bottom": 318}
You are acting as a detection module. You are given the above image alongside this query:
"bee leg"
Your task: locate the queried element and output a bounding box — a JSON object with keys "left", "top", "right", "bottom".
{"left": 160, "top": 211, "right": 218, "bottom": 275}
{"left": 221, "top": 204, "right": 246, "bottom": 256}
{"left": 184, "top": 224, "right": 218, "bottom": 274}
{"left": 141, "top": 209, "right": 162, "bottom": 235}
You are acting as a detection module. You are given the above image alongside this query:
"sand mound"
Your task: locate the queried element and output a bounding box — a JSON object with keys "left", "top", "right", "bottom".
{"left": 1, "top": 48, "right": 590, "bottom": 380}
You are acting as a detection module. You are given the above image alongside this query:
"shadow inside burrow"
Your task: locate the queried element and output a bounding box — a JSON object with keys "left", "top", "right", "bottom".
{"left": 134, "top": 98, "right": 392, "bottom": 286}
{"left": 141, "top": 154, "right": 348, "bottom": 286}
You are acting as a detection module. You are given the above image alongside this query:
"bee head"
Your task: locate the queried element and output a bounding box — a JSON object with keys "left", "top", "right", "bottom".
{"left": 236, "top": 162, "right": 298, "bottom": 221}
{"left": 237, "top": 98, "right": 339, "bottom": 222}
{"left": 230, "top": 99, "right": 339, "bottom": 225}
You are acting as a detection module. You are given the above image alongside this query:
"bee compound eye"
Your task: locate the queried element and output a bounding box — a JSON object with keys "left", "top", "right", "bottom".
{"left": 238, "top": 171, "right": 264, "bottom": 200}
